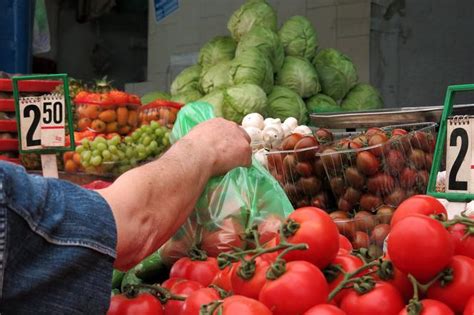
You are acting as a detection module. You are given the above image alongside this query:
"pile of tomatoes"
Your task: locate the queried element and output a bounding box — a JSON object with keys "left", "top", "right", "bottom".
{"left": 108, "top": 195, "right": 474, "bottom": 315}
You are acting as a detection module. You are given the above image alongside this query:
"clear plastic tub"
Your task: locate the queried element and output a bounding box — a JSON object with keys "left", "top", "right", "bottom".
{"left": 139, "top": 99, "right": 183, "bottom": 129}
{"left": 319, "top": 122, "right": 437, "bottom": 212}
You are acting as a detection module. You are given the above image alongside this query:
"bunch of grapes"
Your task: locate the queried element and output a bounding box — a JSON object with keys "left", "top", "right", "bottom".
{"left": 76, "top": 121, "right": 171, "bottom": 175}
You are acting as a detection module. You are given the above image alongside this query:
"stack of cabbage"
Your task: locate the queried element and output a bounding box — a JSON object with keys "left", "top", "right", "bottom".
{"left": 150, "top": 0, "right": 383, "bottom": 123}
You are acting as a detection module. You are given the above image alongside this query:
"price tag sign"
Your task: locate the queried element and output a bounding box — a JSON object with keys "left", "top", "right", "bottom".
{"left": 446, "top": 116, "right": 474, "bottom": 193}
{"left": 19, "top": 94, "right": 66, "bottom": 151}
{"left": 12, "top": 74, "right": 75, "bottom": 178}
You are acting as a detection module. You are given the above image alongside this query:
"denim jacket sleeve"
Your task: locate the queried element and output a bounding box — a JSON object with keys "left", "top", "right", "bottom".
{"left": 0, "top": 162, "right": 118, "bottom": 315}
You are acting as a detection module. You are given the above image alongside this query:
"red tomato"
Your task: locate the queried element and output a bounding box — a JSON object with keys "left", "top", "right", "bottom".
{"left": 328, "top": 255, "right": 365, "bottom": 304}
{"left": 259, "top": 261, "right": 329, "bottom": 315}
{"left": 211, "top": 265, "right": 234, "bottom": 292}
{"left": 338, "top": 234, "right": 353, "bottom": 254}
{"left": 279, "top": 207, "right": 339, "bottom": 269}
{"left": 215, "top": 295, "right": 272, "bottom": 315}
{"left": 181, "top": 287, "right": 220, "bottom": 315}
{"left": 448, "top": 216, "right": 474, "bottom": 259}
{"left": 231, "top": 256, "right": 272, "bottom": 299}
{"left": 464, "top": 296, "right": 474, "bottom": 315}
{"left": 392, "top": 128, "right": 408, "bottom": 136}
{"left": 356, "top": 151, "right": 380, "bottom": 176}
{"left": 163, "top": 279, "right": 203, "bottom": 315}
{"left": 387, "top": 215, "right": 454, "bottom": 283}
{"left": 161, "top": 277, "right": 185, "bottom": 290}
{"left": 398, "top": 299, "right": 453, "bottom": 315}
{"left": 374, "top": 260, "right": 413, "bottom": 302}
{"left": 170, "top": 257, "right": 220, "bottom": 287}
{"left": 304, "top": 304, "right": 346, "bottom": 315}
{"left": 391, "top": 195, "right": 446, "bottom": 227}
{"left": 201, "top": 218, "right": 244, "bottom": 257}
{"left": 427, "top": 255, "right": 474, "bottom": 313}
{"left": 107, "top": 293, "right": 163, "bottom": 315}
{"left": 340, "top": 282, "right": 404, "bottom": 315}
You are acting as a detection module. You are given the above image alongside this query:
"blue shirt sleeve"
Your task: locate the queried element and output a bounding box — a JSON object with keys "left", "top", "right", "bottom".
{"left": 0, "top": 162, "right": 118, "bottom": 314}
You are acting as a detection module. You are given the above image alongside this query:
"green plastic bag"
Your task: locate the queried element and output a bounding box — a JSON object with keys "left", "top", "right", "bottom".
{"left": 119, "top": 102, "right": 293, "bottom": 290}
{"left": 162, "top": 102, "right": 294, "bottom": 262}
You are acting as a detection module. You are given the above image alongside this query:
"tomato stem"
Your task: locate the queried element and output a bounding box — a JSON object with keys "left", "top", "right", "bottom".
{"left": 200, "top": 300, "right": 224, "bottom": 315}
{"left": 188, "top": 246, "right": 208, "bottom": 261}
{"left": 327, "top": 260, "right": 380, "bottom": 301}
{"left": 209, "top": 284, "right": 230, "bottom": 299}
{"left": 124, "top": 283, "right": 186, "bottom": 303}
{"left": 405, "top": 274, "right": 423, "bottom": 315}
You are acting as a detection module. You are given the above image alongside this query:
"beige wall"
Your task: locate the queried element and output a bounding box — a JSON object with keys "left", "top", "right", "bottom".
{"left": 134, "top": 0, "right": 371, "bottom": 94}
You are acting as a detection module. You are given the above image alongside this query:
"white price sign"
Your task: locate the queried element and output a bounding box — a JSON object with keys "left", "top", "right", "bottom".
{"left": 19, "top": 94, "right": 66, "bottom": 151}
{"left": 446, "top": 116, "right": 474, "bottom": 193}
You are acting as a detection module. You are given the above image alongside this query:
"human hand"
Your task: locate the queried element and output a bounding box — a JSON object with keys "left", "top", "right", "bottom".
{"left": 183, "top": 118, "right": 252, "bottom": 176}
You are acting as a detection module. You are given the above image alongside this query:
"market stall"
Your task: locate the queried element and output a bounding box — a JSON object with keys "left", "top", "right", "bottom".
{"left": 3, "top": 0, "right": 474, "bottom": 314}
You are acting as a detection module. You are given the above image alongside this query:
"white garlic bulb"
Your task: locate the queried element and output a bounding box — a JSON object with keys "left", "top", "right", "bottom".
{"left": 242, "top": 113, "right": 265, "bottom": 130}
{"left": 292, "top": 125, "right": 313, "bottom": 136}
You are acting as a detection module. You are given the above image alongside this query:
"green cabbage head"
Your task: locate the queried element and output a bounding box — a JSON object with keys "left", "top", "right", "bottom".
{"left": 279, "top": 16, "right": 318, "bottom": 60}
{"left": 198, "top": 36, "right": 236, "bottom": 70}
{"left": 267, "top": 86, "right": 308, "bottom": 124}
{"left": 229, "top": 48, "right": 274, "bottom": 94}
{"left": 141, "top": 91, "right": 171, "bottom": 105}
{"left": 227, "top": 0, "right": 277, "bottom": 41}
{"left": 341, "top": 84, "right": 384, "bottom": 111}
{"left": 276, "top": 56, "right": 320, "bottom": 98}
{"left": 236, "top": 26, "right": 284, "bottom": 73}
{"left": 313, "top": 48, "right": 358, "bottom": 101}
{"left": 222, "top": 84, "right": 268, "bottom": 123}
{"left": 170, "top": 89, "right": 203, "bottom": 104}
{"left": 170, "top": 65, "right": 202, "bottom": 96}
{"left": 306, "top": 94, "right": 341, "bottom": 113}
{"left": 199, "top": 89, "right": 225, "bottom": 117}
{"left": 199, "top": 61, "right": 232, "bottom": 94}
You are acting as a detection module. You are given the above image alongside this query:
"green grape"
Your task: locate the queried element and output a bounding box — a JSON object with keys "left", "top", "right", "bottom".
{"left": 82, "top": 160, "right": 90, "bottom": 167}
{"left": 142, "top": 125, "right": 152, "bottom": 134}
{"left": 124, "top": 136, "right": 133, "bottom": 144}
{"left": 162, "top": 136, "right": 169, "bottom": 146}
{"left": 131, "top": 131, "right": 141, "bottom": 141}
{"left": 109, "top": 145, "right": 118, "bottom": 154}
{"left": 76, "top": 145, "right": 84, "bottom": 154}
{"left": 125, "top": 147, "right": 134, "bottom": 159}
{"left": 117, "top": 150, "right": 126, "bottom": 160}
{"left": 95, "top": 136, "right": 107, "bottom": 144}
{"left": 97, "top": 142, "right": 107, "bottom": 152}
{"left": 154, "top": 128, "right": 164, "bottom": 137}
{"left": 130, "top": 158, "right": 138, "bottom": 167}
{"left": 92, "top": 150, "right": 101, "bottom": 157}
{"left": 145, "top": 146, "right": 153, "bottom": 155}
{"left": 81, "top": 150, "right": 92, "bottom": 162}
{"left": 91, "top": 156, "right": 102, "bottom": 166}
{"left": 148, "top": 140, "right": 158, "bottom": 152}
{"left": 110, "top": 135, "right": 121, "bottom": 146}
{"left": 142, "top": 136, "right": 152, "bottom": 146}
{"left": 137, "top": 144, "right": 146, "bottom": 154}
{"left": 150, "top": 121, "right": 159, "bottom": 130}
{"left": 102, "top": 150, "right": 112, "bottom": 160}
{"left": 138, "top": 151, "right": 147, "bottom": 160}
{"left": 81, "top": 139, "right": 90, "bottom": 149}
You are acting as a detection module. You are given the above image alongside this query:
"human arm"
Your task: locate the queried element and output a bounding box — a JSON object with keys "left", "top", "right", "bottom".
{"left": 98, "top": 118, "right": 251, "bottom": 270}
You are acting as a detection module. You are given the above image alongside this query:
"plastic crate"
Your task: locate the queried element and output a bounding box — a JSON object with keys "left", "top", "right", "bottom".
{"left": 0, "top": 120, "right": 17, "bottom": 132}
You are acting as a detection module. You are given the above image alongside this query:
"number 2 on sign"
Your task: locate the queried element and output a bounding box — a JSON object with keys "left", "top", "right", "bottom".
{"left": 19, "top": 95, "right": 66, "bottom": 151}
{"left": 446, "top": 118, "right": 474, "bottom": 193}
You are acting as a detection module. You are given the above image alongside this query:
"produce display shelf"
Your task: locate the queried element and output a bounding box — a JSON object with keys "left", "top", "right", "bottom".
{"left": 0, "top": 79, "right": 61, "bottom": 92}
{"left": 0, "top": 99, "right": 15, "bottom": 112}
{"left": 310, "top": 104, "right": 474, "bottom": 129}
{"left": 0, "top": 156, "right": 20, "bottom": 164}
{"left": 0, "top": 120, "right": 17, "bottom": 132}
{"left": 0, "top": 139, "right": 18, "bottom": 151}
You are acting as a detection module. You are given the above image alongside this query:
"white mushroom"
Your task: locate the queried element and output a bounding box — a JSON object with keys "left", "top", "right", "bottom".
{"left": 292, "top": 125, "right": 313, "bottom": 136}
{"left": 281, "top": 123, "right": 292, "bottom": 138}
{"left": 244, "top": 126, "right": 263, "bottom": 143}
{"left": 283, "top": 117, "right": 298, "bottom": 131}
{"left": 242, "top": 113, "right": 265, "bottom": 130}
{"left": 264, "top": 118, "right": 281, "bottom": 127}
{"left": 254, "top": 148, "right": 268, "bottom": 167}
{"left": 262, "top": 124, "right": 284, "bottom": 148}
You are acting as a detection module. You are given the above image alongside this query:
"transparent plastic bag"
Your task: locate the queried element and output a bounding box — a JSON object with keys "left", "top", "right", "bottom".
{"left": 161, "top": 102, "right": 294, "bottom": 263}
